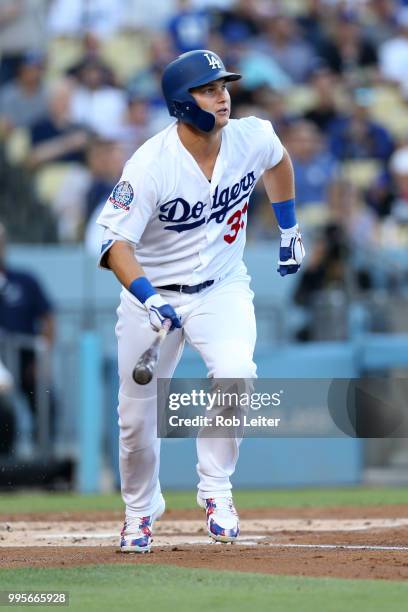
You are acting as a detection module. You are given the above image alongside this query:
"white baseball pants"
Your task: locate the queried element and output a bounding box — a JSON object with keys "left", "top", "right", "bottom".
{"left": 115, "top": 265, "right": 257, "bottom": 519}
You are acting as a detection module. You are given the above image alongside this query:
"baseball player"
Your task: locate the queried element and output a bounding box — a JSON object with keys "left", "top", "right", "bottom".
{"left": 96, "top": 50, "right": 305, "bottom": 552}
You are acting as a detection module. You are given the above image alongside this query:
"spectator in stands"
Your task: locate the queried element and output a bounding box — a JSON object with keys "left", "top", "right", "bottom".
{"left": 303, "top": 62, "right": 344, "bottom": 133}
{"left": 294, "top": 220, "right": 372, "bottom": 341}
{"left": 318, "top": 10, "right": 378, "bottom": 84}
{"left": 167, "top": 0, "right": 210, "bottom": 53}
{"left": 364, "top": 171, "right": 395, "bottom": 219}
{"left": 329, "top": 178, "right": 379, "bottom": 248}
{"left": 328, "top": 88, "right": 395, "bottom": 162}
{"left": 0, "top": 0, "right": 49, "bottom": 85}
{"left": 126, "top": 34, "right": 175, "bottom": 131}
{"left": 388, "top": 146, "right": 408, "bottom": 223}
{"left": 379, "top": 6, "right": 408, "bottom": 99}
{"left": 52, "top": 136, "right": 126, "bottom": 241}
{"left": 84, "top": 136, "right": 126, "bottom": 222}
{"left": 362, "top": 0, "right": 399, "bottom": 47}
{"left": 297, "top": 0, "right": 335, "bottom": 54}
{"left": 294, "top": 223, "right": 352, "bottom": 341}
{"left": 27, "top": 79, "right": 89, "bottom": 168}
{"left": 0, "top": 223, "right": 56, "bottom": 440}
{"left": 284, "top": 120, "right": 340, "bottom": 209}
{"left": 66, "top": 41, "right": 117, "bottom": 87}
{"left": 121, "top": 0, "right": 177, "bottom": 33}
{"left": 83, "top": 139, "right": 127, "bottom": 251}
{"left": 0, "top": 143, "right": 58, "bottom": 244}
{"left": 210, "top": 0, "right": 262, "bottom": 44}
{"left": 236, "top": 45, "right": 293, "bottom": 92}
{"left": 0, "top": 51, "right": 48, "bottom": 136}
{"left": 251, "top": 85, "right": 298, "bottom": 138}
{"left": 127, "top": 34, "right": 174, "bottom": 106}
{"left": 68, "top": 57, "right": 127, "bottom": 137}
{"left": 254, "top": 13, "right": 317, "bottom": 84}
{"left": 47, "top": 0, "right": 126, "bottom": 40}
{"left": 119, "top": 92, "right": 153, "bottom": 157}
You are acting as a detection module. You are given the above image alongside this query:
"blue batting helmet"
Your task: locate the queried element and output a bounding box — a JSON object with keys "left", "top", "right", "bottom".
{"left": 161, "top": 50, "right": 241, "bottom": 133}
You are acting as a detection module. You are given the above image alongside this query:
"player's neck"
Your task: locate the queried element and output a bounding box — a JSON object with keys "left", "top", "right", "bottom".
{"left": 177, "top": 122, "right": 222, "bottom": 162}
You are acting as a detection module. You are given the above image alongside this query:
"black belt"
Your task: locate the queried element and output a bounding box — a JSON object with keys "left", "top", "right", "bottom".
{"left": 157, "top": 280, "right": 214, "bottom": 294}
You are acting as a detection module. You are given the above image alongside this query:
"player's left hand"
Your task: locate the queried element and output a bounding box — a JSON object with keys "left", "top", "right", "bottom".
{"left": 277, "top": 225, "right": 305, "bottom": 276}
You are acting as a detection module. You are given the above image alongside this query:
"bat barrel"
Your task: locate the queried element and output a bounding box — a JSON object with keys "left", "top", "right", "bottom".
{"left": 132, "top": 364, "right": 153, "bottom": 385}
{"left": 132, "top": 318, "right": 172, "bottom": 385}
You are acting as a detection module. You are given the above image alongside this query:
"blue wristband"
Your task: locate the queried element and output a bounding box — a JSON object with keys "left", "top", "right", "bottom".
{"left": 271, "top": 198, "right": 297, "bottom": 229}
{"left": 128, "top": 277, "right": 156, "bottom": 304}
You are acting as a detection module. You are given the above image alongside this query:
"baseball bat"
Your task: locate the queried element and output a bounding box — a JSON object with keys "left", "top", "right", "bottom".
{"left": 132, "top": 318, "right": 172, "bottom": 385}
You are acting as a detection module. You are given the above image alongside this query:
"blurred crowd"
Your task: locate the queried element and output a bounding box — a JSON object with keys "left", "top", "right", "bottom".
{"left": 3, "top": 0, "right": 408, "bottom": 456}
{"left": 2, "top": 0, "right": 408, "bottom": 260}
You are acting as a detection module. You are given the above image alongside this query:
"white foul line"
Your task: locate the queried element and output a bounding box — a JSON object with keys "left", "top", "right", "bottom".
{"left": 29, "top": 533, "right": 408, "bottom": 551}
{"left": 267, "top": 543, "right": 408, "bottom": 552}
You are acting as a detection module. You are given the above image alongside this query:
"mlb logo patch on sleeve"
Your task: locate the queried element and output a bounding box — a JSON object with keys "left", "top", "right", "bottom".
{"left": 109, "top": 181, "right": 134, "bottom": 211}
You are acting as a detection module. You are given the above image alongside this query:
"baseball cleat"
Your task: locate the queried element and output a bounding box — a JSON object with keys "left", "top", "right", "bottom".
{"left": 120, "top": 496, "right": 165, "bottom": 553}
{"left": 197, "top": 494, "right": 239, "bottom": 543}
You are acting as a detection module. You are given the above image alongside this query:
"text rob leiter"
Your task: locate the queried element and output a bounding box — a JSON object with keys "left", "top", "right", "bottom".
{"left": 168, "top": 415, "right": 281, "bottom": 428}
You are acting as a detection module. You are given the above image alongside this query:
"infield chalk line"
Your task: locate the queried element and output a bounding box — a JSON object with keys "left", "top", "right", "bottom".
{"left": 26, "top": 538, "right": 408, "bottom": 551}
{"left": 268, "top": 543, "right": 408, "bottom": 552}
{"left": 23, "top": 534, "right": 408, "bottom": 551}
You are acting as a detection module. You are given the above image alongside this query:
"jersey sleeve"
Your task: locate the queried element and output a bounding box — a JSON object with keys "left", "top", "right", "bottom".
{"left": 96, "top": 159, "right": 159, "bottom": 244}
{"left": 97, "top": 228, "right": 134, "bottom": 270}
{"left": 256, "top": 118, "right": 284, "bottom": 171}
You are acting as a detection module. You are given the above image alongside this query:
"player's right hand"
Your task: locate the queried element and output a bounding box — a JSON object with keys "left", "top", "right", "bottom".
{"left": 277, "top": 225, "right": 305, "bottom": 276}
{"left": 144, "top": 294, "right": 182, "bottom": 332}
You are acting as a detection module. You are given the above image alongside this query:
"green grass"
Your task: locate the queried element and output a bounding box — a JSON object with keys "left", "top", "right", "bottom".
{"left": 0, "top": 565, "right": 406, "bottom": 612}
{"left": 1, "top": 487, "right": 408, "bottom": 515}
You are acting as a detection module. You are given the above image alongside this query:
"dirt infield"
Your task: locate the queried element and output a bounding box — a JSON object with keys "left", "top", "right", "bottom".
{"left": 1, "top": 506, "right": 408, "bottom": 580}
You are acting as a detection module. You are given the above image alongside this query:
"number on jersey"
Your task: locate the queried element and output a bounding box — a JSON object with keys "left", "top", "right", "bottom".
{"left": 224, "top": 202, "right": 248, "bottom": 244}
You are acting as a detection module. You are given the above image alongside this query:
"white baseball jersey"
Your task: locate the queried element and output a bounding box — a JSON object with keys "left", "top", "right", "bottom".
{"left": 96, "top": 116, "right": 283, "bottom": 286}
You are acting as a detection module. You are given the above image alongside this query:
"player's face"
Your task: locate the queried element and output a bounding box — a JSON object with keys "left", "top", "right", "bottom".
{"left": 190, "top": 79, "right": 231, "bottom": 129}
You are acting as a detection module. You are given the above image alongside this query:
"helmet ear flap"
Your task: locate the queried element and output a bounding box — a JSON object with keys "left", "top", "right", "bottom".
{"left": 173, "top": 101, "right": 184, "bottom": 113}
{"left": 172, "top": 100, "right": 190, "bottom": 118}
{"left": 172, "top": 100, "right": 215, "bottom": 132}
{"left": 187, "top": 104, "right": 215, "bottom": 132}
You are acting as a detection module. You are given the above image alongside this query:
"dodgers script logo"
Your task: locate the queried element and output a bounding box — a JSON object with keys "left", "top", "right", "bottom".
{"left": 159, "top": 171, "right": 256, "bottom": 233}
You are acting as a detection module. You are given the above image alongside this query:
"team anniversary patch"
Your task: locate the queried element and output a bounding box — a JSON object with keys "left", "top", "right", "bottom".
{"left": 109, "top": 181, "right": 134, "bottom": 211}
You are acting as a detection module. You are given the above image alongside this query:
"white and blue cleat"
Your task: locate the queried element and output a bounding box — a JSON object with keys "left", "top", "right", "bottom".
{"left": 120, "top": 496, "right": 165, "bottom": 553}
{"left": 197, "top": 494, "right": 240, "bottom": 543}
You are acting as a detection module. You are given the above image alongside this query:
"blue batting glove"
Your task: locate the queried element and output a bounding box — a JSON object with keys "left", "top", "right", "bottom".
{"left": 144, "top": 294, "right": 182, "bottom": 331}
{"left": 277, "top": 225, "right": 305, "bottom": 277}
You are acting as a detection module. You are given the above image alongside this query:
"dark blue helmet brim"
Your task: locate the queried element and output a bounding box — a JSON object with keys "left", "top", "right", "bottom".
{"left": 186, "top": 71, "right": 242, "bottom": 91}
